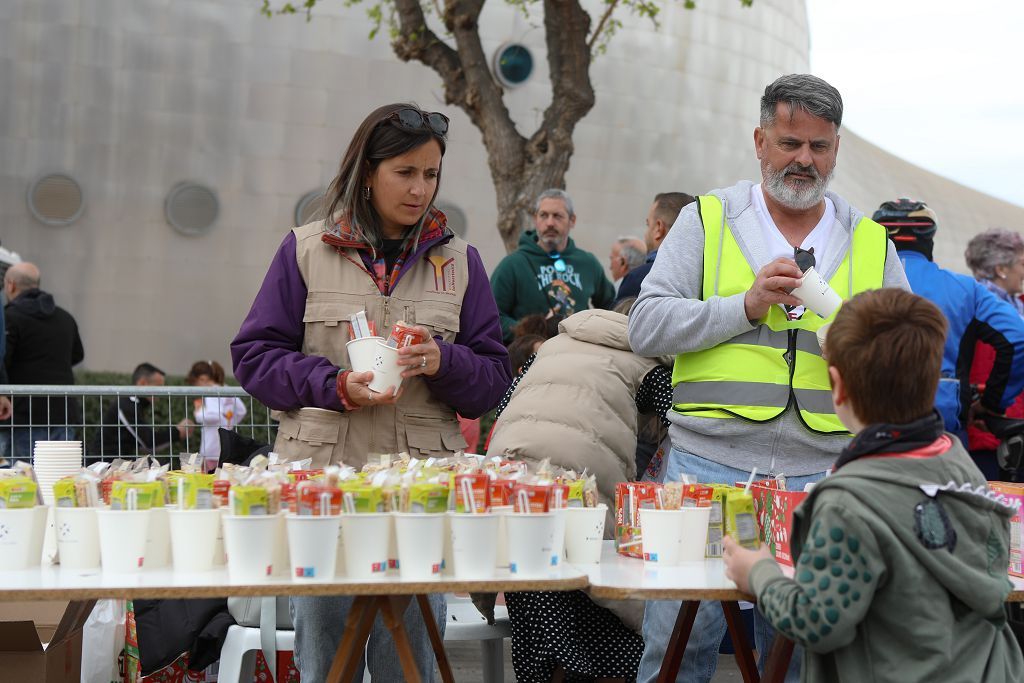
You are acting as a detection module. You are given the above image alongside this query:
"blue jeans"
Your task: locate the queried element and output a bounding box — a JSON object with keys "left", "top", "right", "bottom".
{"left": 637, "top": 447, "right": 826, "bottom": 683}
{"left": 0, "top": 426, "right": 76, "bottom": 461}
{"left": 290, "top": 593, "right": 446, "bottom": 683}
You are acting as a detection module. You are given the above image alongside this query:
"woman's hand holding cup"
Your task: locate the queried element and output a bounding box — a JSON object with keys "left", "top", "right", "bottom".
{"left": 397, "top": 325, "right": 441, "bottom": 378}
{"left": 346, "top": 370, "right": 401, "bottom": 407}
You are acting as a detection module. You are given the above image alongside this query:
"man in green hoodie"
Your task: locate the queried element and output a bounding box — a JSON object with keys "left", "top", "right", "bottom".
{"left": 724, "top": 288, "right": 1024, "bottom": 682}
{"left": 491, "top": 189, "right": 616, "bottom": 343}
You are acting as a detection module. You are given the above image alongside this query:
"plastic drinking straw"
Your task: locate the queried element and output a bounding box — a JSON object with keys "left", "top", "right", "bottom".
{"left": 343, "top": 492, "right": 357, "bottom": 515}
{"left": 127, "top": 487, "right": 138, "bottom": 512}
{"left": 743, "top": 467, "right": 758, "bottom": 495}
{"left": 319, "top": 492, "right": 331, "bottom": 517}
{"left": 656, "top": 488, "right": 666, "bottom": 510}
{"left": 518, "top": 490, "right": 532, "bottom": 515}
{"left": 460, "top": 478, "right": 477, "bottom": 514}
{"left": 554, "top": 487, "right": 564, "bottom": 510}
{"left": 178, "top": 478, "right": 186, "bottom": 511}
{"left": 228, "top": 488, "right": 236, "bottom": 516}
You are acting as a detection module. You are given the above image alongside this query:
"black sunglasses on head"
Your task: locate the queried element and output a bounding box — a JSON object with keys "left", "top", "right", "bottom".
{"left": 383, "top": 108, "right": 450, "bottom": 138}
{"left": 794, "top": 246, "right": 815, "bottom": 273}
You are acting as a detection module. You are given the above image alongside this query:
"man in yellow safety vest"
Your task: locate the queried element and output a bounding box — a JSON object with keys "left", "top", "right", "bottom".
{"left": 628, "top": 74, "right": 910, "bottom": 683}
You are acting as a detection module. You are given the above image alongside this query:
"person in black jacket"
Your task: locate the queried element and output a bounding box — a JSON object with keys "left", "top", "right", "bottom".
{"left": 89, "top": 363, "right": 194, "bottom": 461}
{"left": 2, "top": 262, "right": 84, "bottom": 460}
{"left": 615, "top": 192, "right": 694, "bottom": 304}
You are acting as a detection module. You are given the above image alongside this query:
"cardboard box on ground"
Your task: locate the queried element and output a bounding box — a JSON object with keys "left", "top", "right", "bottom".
{"left": 0, "top": 600, "right": 96, "bottom": 683}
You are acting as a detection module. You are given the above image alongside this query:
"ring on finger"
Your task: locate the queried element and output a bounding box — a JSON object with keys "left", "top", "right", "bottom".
{"left": 420, "top": 355, "right": 427, "bottom": 368}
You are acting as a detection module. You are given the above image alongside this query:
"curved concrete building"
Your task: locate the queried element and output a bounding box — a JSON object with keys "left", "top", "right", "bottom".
{"left": 1, "top": 0, "right": 1021, "bottom": 372}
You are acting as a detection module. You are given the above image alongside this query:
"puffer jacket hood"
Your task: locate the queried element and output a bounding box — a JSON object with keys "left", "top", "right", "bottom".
{"left": 559, "top": 309, "right": 631, "bottom": 352}
{"left": 10, "top": 289, "right": 56, "bottom": 319}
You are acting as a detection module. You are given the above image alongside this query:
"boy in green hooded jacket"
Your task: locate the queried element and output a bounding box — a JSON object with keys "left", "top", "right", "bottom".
{"left": 724, "top": 288, "right": 1024, "bottom": 682}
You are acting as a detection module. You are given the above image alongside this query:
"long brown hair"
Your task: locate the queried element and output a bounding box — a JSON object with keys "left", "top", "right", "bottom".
{"left": 322, "top": 103, "right": 448, "bottom": 252}
{"left": 186, "top": 360, "right": 225, "bottom": 386}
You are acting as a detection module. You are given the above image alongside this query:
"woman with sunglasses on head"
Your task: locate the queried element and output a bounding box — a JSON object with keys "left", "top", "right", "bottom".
{"left": 231, "top": 103, "right": 511, "bottom": 681}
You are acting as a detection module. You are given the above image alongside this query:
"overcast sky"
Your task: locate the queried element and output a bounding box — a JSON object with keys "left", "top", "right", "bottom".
{"left": 806, "top": 0, "right": 1024, "bottom": 209}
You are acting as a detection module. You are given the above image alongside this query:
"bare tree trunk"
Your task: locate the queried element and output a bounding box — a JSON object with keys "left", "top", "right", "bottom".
{"left": 392, "top": 0, "right": 595, "bottom": 253}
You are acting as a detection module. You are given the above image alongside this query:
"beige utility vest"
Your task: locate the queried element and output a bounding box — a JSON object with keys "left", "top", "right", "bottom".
{"left": 487, "top": 310, "right": 660, "bottom": 511}
{"left": 272, "top": 221, "right": 470, "bottom": 468}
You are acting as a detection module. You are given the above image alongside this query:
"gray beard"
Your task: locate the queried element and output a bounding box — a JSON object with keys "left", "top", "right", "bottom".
{"left": 763, "top": 162, "right": 833, "bottom": 211}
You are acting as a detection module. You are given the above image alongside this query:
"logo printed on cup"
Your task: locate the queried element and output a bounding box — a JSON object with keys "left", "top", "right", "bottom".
{"left": 296, "top": 567, "right": 315, "bottom": 578}
{"left": 643, "top": 552, "right": 658, "bottom": 562}
{"left": 431, "top": 563, "right": 441, "bottom": 574}
{"left": 510, "top": 562, "right": 518, "bottom": 574}
{"left": 137, "top": 557, "right": 144, "bottom": 568}
{"left": 389, "top": 559, "right": 399, "bottom": 569}
{"left": 550, "top": 555, "right": 559, "bottom": 566}
{"left": 371, "top": 561, "right": 387, "bottom": 573}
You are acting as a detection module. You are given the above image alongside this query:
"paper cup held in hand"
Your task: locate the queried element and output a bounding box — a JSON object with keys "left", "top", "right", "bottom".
{"left": 505, "top": 512, "right": 560, "bottom": 577}
{"left": 223, "top": 515, "right": 277, "bottom": 582}
{"left": 394, "top": 513, "right": 445, "bottom": 580}
{"left": 563, "top": 504, "right": 607, "bottom": 564}
{"left": 368, "top": 342, "right": 404, "bottom": 394}
{"left": 340, "top": 513, "right": 391, "bottom": 579}
{"left": 97, "top": 509, "right": 150, "bottom": 573}
{"left": 449, "top": 512, "right": 499, "bottom": 580}
{"left": 168, "top": 508, "right": 221, "bottom": 573}
{"left": 0, "top": 506, "right": 48, "bottom": 570}
{"left": 55, "top": 506, "right": 101, "bottom": 570}
{"left": 791, "top": 266, "right": 842, "bottom": 318}
{"left": 287, "top": 514, "right": 341, "bottom": 580}
{"left": 346, "top": 336, "right": 384, "bottom": 373}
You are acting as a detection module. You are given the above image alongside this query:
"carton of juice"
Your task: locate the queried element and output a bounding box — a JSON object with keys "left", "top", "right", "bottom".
{"left": 614, "top": 481, "right": 661, "bottom": 558}
{"left": 0, "top": 477, "right": 38, "bottom": 509}
{"left": 724, "top": 488, "right": 760, "bottom": 550}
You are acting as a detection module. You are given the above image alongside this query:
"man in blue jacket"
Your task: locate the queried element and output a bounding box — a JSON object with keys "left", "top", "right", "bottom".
{"left": 874, "top": 198, "right": 1024, "bottom": 450}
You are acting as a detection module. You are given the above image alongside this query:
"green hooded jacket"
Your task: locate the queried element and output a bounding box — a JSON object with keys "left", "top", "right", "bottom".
{"left": 749, "top": 436, "right": 1024, "bottom": 682}
{"left": 490, "top": 229, "right": 615, "bottom": 342}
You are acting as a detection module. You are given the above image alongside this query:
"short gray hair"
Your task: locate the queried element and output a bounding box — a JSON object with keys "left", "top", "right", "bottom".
{"left": 616, "top": 237, "right": 646, "bottom": 269}
{"left": 534, "top": 188, "right": 575, "bottom": 218}
{"left": 760, "top": 74, "right": 843, "bottom": 130}
{"left": 965, "top": 228, "right": 1024, "bottom": 280}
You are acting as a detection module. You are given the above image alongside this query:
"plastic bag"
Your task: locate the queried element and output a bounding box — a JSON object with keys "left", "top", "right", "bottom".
{"left": 82, "top": 600, "right": 126, "bottom": 683}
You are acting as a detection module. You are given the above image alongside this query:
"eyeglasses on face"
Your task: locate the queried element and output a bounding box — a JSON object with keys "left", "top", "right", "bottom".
{"left": 382, "top": 108, "right": 450, "bottom": 138}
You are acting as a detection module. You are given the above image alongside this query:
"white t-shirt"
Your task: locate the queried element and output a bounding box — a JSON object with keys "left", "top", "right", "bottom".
{"left": 751, "top": 184, "right": 836, "bottom": 319}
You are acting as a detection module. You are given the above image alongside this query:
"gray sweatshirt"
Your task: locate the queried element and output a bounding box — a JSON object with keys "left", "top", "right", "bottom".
{"left": 627, "top": 181, "right": 910, "bottom": 476}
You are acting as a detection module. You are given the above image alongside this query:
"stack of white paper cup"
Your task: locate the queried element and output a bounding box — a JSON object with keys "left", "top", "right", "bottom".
{"left": 505, "top": 512, "right": 560, "bottom": 577}
{"left": 32, "top": 441, "right": 83, "bottom": 505}
{"left": 346, "top": 336, "right": 384, "bottom": 373}
{"left": 55, "top": 506, "right": 101, "bottom": 569}
{"left": 0, "top": 505, "right": 48, "bottom": 570}
{"left": 167, "top": 508, "right": 221, "bottom": 572}
{"left": 287, "top": 514, "right": 341, "bottom": 580}
{"left": 340, "top": 513, "right": 391, "bottom": 579}
{"left": 394, "top": 513, "right": 445, "bottom": 580}
{"left": 222, "top": 515, "right": 278, "bottom": 581}
{"left": 563, "top": 504, "right": 607, "bottom": 564}
{"left": 96, "top": 508, "right": 150, "bottom": 572}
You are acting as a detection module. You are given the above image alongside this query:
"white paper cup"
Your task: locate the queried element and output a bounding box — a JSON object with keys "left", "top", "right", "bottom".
{"left": 792, "top": 266, "right": 842, "bottom": 318}
{"left": 551, "top": 508, "right": 566, "bottom": 567}
{"left": 564, "top": 504, "right": 607, "bottom": 564}
{"left": 97, "top": 509, "right": 150, "bottom": 573}
{"left": 442, "top": 512, "right": 454, "bottom": 573}
{"left": 213, "top": 508, "right": 228, "bottom": 566}
{"left": 815, "top": 322, "right": 831, "bottom": 354}
{"left": 368, "top": 342, "right": 404, "bottom": 394}
{"left": 340, "top": 513, "right": 391, "bottom": 579}
{"left": 55, "top": 506, "right": 101, "bottom": 569}
{"left": 394, "top": 513, "right": 445, "bottom": 580}
{"left": 222, "top": 515, "right": 277, "bottom": 581}
{"left": 505, "top": 512, "right": 560, "bottom": 577}
{"left": 0, "top": 506, "right": 48, "bottom": 570}
{"left": 272, "top": 512, "right": 290, "bottom": 577}
{"left": 334, "top": 521, "right": 346, "bottom": 577}
{"left": 287, "top": 514, "right": 341, "bottom": 580}
{"left": 677, "top": 507, "right": 713, "bottom": 563}
{"left": 346, "top": 336, "right": 384, "bottom": 373}
{"left": 145, "top": 507, "right": 172, "bottom": 569}
{"left": 448, "top": 513, "right": 499, "bottom": 580}
{"left": 492, "top": 505, "right": 513, "bottom": 569}
{"left": 639, "top": 508, "right": 685, "bottom": 565}
{"left": 387, "top": 513, "right": 399, "bottom": 572}
{"left": 168, "top": 509, "right": 221, "bottom": 572}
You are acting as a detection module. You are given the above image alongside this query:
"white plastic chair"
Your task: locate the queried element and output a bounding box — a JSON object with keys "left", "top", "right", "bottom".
{"left": 217, "top": 623, "right": 296, "bottom": 683}
{"left": 443, "top": 595, "right": 512, "bottom": 683}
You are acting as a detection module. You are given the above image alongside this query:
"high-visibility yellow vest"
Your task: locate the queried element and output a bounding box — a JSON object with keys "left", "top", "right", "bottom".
{"left": 671, "top": 195, "right": 888, "bottom": 434}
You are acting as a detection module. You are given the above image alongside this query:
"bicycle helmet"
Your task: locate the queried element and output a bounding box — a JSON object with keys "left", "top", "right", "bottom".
{"left": 872, "top": 198, "right": 938, "bottom": 259}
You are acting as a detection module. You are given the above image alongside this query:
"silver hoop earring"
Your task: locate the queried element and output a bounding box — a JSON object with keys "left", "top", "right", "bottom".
{"left": 363, "top": 187, "right": 371, "bottom": 200}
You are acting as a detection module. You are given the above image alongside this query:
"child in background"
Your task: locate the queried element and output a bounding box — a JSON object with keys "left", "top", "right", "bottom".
{"left": 724, "top": 289, "right": 1023, "bottom": 682}
{"left": 186, "top": 361, "right": 247, "bottom": 472}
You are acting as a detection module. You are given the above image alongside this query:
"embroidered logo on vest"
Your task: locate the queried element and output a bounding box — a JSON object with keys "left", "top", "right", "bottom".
{"left": 427, "top": 255, "right": 457, "bottom": 295}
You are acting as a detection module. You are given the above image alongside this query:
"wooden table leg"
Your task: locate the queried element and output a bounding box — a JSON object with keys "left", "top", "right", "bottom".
{"left": 326, "top": 595, "right": 379, "bottom": 683}
{"left": 656, "top": 600, "right": 701, "bottom": 683}
{"left": 760, "top": 634, "right": 795, "bottom": 683}
{"left": 379, "top": 595, "right": 423, "bottom": 683}
{"left": 417, "top": 593, "right": 455, "bottom": 683}
{"left": 722, "top": 601, "right": 760, "bottom": 683}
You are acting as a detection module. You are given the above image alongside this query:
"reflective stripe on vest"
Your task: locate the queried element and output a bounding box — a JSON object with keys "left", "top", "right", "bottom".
{"left": 671, "top": 194, "right": 888, "bottom": 434}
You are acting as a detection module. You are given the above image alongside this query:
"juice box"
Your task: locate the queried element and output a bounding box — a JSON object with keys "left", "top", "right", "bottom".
{"left": 53, "top": 478, "right": 78, "bottom": 508}
{"left": 614, "top": 481, "right": 661, "bottom": 558}
{"left": 513, "top": 483, "right": 550, "bottom": 514}
{"left": 110, "top": 481, "right": 165, "bottom": 510}
{"left": 296, "top": 483, "right": 342, "bottom": 516}
{"left": 453, "top": 473, "right": 490, "bottom": 513}
{"left": 724, "top": 488, "right": 760, "bottom": 550}
{"left": 231, "top": 485, "right": 270, "bottom": 516}
{"left": 489, "top": 479, "right": 515, "bottom": 507}
{"left": 0, "top": 477, "right": 38, "bottom": 509}
{"left": 405, "top": 482, "right": 449, "bottom": 514}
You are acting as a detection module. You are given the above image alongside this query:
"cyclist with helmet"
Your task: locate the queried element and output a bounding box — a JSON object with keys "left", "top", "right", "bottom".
{"left": 873, "top": 198, "right": 1024, "bottom": 469}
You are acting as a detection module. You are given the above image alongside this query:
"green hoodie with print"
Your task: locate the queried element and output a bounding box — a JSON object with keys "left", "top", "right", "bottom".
{"left": 749, "top": 436, "right": 1024, "bottom": 683}
{"left": 490, "top": 229, "right": 616, "bottom": 342}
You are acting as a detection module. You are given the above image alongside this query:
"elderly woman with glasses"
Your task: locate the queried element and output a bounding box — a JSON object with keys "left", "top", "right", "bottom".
{"left": 232, "top": 103, "right": 511, "bottom": 681}
{"left": 965, "top": 228, "right": 1024, "bottom": 477}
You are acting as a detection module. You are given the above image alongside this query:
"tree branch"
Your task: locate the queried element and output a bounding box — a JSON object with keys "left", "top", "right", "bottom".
{"left": 587, "top": 0, "right": 622, "bottom": 52}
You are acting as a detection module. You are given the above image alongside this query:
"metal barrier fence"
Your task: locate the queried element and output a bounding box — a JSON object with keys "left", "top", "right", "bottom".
{"left": 0, "top": 385, "right": 277, "bottom": 467}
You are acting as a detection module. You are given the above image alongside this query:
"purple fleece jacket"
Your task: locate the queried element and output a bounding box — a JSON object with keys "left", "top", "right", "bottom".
{"left": 231, "top": 231, "right": 512, "bottom": 419}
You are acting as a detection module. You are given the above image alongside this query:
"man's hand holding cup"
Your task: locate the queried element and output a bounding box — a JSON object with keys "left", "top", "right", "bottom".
{"left": 744, "top": 257, "right": 804, "bottom": 321}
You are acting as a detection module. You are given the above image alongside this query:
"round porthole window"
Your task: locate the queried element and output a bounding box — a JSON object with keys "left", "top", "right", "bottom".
{"left": 435, "top": 200, "right": 468, "bottom": 238}
{"left": 493, "top": 43, "right": 533, "bottom": 88}
{"left": 27, "top": 173, "right": 85, "bottom": 226}
{"left": 165, "top": 182, "right": 219, "bottom": 236}
{"left": 295, "top": 190, "right": 325, "bottom": 226}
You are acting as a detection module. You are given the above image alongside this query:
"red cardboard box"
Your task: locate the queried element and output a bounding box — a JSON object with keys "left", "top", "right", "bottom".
{"left": 0, "top": 600, "right": 95, "bottom": 683}
{"left": 751, "top": 483, "right": 807, "bottom": 566}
